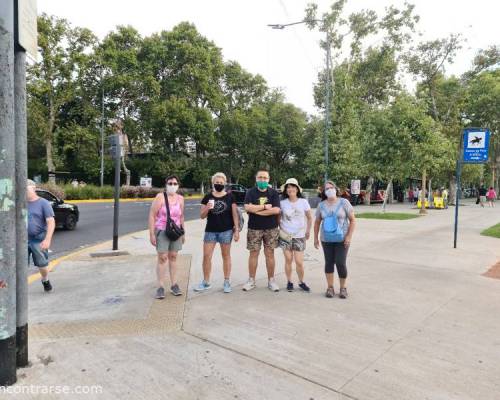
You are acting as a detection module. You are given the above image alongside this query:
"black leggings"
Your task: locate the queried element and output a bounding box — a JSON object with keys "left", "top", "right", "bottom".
{"left": 322, "top": 242, "right": 348, "bottom": 278}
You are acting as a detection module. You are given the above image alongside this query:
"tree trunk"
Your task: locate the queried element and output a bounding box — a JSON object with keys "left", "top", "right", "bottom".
{"left": 420, "top": 169, "right": 427, "bottom": 215}
{"left": 429, "top": 85, "right": 440, "bottom": 121}
{"left": 491, "top": 163, "right": 496, "bottom": 190}
{"left": 382, "top": 178, "right": 393, "bottom": 212}
{"left": 46, "top": 100, "right": 56, "bottom": 183}
{"left": 364, "top": 176, "right": 374, "bottom": 205}
{"left": 428, "top": 179, "right": 432, "bottom": 204}
{"left": 449, "top": 174, "right": 457, "bottom": 206}
{"left": 45, "top": 136, "right": 55, "bottom": 184}
{"left": 121, "top": 157, "right": 131, "bottom": 186}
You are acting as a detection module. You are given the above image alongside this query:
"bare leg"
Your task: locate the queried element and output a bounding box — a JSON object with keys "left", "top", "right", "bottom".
{"left": 156, "top": 253, "right": 169, "bottom": 288}
{"left": 283, "top": 249, "right": 293, "bottom": 282}
{"left": 168, "top": 251, "right": 178, "bottom": 285}
{"left": 326, "top": 273, "right": 334, "bottom": 288}
{"left": 293, "top": 251, "right": 305, "bottom": 282}
{"left": 202, "top": 242, "right": 217, "bottom": 281}
{"left": 220, "top": 244, "right": 232, "bottom": 280}
{"left": 248, "top": 250, "right": 259, "bottom": 279}
{"left": 39, "top": 267, "right": 49, "bottom": 281}
{"left": 339, "top": 278, "right": 347, "bottom": 289}
{"left": 264, "top": 247, "right": 276, "bottom": 279}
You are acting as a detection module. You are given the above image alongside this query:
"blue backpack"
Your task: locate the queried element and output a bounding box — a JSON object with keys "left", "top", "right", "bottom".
{"left": 321, "top": 200, "right": 345, "bottom": 243}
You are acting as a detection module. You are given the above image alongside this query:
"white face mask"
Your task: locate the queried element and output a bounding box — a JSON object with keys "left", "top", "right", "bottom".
{"left": 166, "top": 184, "right": 178, "bottom": 194}
{"left": 325, "top": 188, "right": 337, "bottom": 199}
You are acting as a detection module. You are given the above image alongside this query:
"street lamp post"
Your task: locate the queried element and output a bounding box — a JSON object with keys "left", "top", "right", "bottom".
{"left": 268, "top": 20, "right": 332, "bottom": 185}
{"left": 100, "top": 83, "right": 104, "bottom": 187}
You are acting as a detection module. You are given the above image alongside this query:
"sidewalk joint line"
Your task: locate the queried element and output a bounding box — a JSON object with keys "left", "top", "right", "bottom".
{"left": 182, "top": 330, "right": 360, "bottom": 400}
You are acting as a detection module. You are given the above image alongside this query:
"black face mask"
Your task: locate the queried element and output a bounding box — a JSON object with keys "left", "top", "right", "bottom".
{"left": 213, "top": 184, "right": 225, "bottom": 192}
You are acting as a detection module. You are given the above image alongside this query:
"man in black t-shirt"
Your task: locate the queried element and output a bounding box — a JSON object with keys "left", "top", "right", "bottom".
{"left": 243, "top": 169, "right": 281, "bottom": 292}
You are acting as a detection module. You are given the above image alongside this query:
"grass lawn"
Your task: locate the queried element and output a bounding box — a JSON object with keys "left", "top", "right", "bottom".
{"left": 481, "top": 223, "right": 500, "bottom": 238}
{"left": 355, "top": 212, "right": 420, "bottom": 220}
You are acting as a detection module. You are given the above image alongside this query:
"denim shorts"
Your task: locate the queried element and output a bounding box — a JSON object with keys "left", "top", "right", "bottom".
{"left": 204, "top": 229, "right": 233, "bottom": 244}
{"left": 28, "top": 240, "right": 49, "bottom": 268}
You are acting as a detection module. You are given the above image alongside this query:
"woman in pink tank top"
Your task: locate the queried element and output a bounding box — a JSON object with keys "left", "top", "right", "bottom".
{"left": 148, "top": 175, "right": 185, "bottom": 300}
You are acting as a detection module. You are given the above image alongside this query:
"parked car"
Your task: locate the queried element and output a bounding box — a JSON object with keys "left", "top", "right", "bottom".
{"left": 36, "top": 189, "right": 79, "bottom": 230}
{"left": 225, "top": 184, "right": 247, "bottom": 205}
{"left": 340, "top": 188, "right": 386, "bottom": 205}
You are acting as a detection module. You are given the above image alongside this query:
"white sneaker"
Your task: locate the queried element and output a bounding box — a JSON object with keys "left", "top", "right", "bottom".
{"left": 242, "top": 278, "right": 256, "bottom": 291}
{"left": 268, "top": 279, "right": 279, "bottom": 292}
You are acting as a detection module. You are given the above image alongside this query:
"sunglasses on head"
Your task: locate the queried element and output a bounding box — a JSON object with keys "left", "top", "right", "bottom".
{"left": 166, "top": 182, "right": 178, "bottom": 186}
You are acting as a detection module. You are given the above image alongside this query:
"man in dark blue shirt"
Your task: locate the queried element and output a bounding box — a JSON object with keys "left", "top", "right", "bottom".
{"left": 27, "top": 180, "right": 55, "bottom": 292}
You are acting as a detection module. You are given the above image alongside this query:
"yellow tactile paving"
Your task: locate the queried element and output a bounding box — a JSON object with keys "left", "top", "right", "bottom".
{"left": 30, "top": 255, "right": 191, "bottom": 339}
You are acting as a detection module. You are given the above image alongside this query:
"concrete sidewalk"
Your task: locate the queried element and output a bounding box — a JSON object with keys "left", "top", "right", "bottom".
{"left": 9, "top": 201, "right": 500, "bottom": 399}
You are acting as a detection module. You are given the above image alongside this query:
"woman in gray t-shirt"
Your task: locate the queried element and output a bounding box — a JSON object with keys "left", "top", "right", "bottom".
{"left": 314, "top": 181, "right": 356, "bottom": 299}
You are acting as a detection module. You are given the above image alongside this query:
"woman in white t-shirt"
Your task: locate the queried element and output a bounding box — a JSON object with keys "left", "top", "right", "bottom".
{"left": 279, "top": 178, "right": 313, "bottom": 292}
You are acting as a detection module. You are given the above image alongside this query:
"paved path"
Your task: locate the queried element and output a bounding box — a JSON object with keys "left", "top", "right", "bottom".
{"left": 10, "top": 201, "right": 500, "bottom": 399}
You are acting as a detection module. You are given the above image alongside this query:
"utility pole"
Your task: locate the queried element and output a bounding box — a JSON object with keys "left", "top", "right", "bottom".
{"left": 324, "top": 32, "right": 331, "bottom": 184}
{"left": 108, "top": 132, "right": 122, "bottom": 250}
{"left": 268, "top": 20, "right": 332, "bottom": 185}
{"left": 100, "top": 84, "right": 105, "bottom": 187}
{"left": 0, "top": 0, "right": 18, "bottom": 386}
{"left": 14, "top": 34, "right": 28, "bottom": 368}
{"left": 113, "top": 140, "right": 121, "bottom": 250}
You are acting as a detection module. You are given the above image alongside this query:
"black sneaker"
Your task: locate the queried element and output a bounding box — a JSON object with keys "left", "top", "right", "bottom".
{"left": 286, "top": 282, "right": 294, "bottom": 292}
{"left": 298, "top": 282, "right": 311, "bottom": 292}
{"left": 339, "top": 288, "right": 348, "bottom": 299}
{"left": 155, "top": 287, "right": 165, "bottom": 299}
{"left": 325, "top": 287, "right": 335, "bottom": 298}
{"left": 42, "top": 280, "right": 52, "bottom": 292}
{"left": 170, "top": 284, "right": 182, "bottom": 296}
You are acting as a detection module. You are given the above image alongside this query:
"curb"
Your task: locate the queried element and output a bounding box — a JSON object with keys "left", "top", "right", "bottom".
{"left": 65, "top": 195, "right": 203, "bottom": 204}
{"left": 27, "top": 229, "right": 151, "bottom": 285}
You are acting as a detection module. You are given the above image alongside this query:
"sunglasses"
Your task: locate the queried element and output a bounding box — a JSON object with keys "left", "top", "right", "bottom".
{"left": 166, "top": 182, "right": 179, "bottom": 186}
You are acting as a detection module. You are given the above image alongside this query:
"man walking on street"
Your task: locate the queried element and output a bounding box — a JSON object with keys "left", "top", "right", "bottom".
{"left": 27, "top": 179, "right": 55, "bottom": 292}
{"left": 243, "top": 170, "right": 281, "bottom": 292}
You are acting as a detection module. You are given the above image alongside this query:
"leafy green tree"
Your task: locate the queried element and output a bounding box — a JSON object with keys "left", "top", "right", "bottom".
{"left": 28, "top": 14, "right": 97, "bottom": 181}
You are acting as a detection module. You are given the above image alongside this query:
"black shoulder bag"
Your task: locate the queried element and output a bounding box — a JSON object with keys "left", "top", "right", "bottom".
{"left": 163, "top": 192, "right": 185, "bottom": 241}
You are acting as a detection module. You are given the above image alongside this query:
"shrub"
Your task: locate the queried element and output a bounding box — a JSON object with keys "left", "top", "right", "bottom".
{"left": 37, "top": 183, "right": 172, "bottom": 200}
{"left": 38, "top": 183, "right": 65, "bottom": 200}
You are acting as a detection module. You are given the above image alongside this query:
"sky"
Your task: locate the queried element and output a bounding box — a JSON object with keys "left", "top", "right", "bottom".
{"left": 38, "top": 0, "right": 499, "bottom": 115}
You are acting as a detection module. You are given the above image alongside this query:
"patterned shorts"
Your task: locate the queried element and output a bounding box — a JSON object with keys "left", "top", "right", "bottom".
{"left": 279, "top": 237, "right": 306, "bottom": 252}
{"left": 247, "top": 228, "right": 279, "bottom": 251}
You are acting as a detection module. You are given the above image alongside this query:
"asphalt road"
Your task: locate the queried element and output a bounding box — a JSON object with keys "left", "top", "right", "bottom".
{"left": 50, "top": 198, "right": 202, "bottom": 258}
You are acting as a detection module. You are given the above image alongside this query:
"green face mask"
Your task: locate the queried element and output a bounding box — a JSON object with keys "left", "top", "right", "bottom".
{"left": 257, "top": 181, "right": 269, "bottom": 190}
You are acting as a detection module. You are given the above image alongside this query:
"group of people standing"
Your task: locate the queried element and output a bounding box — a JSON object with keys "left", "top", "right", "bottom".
{"left": 148, "top": 170, "right": 356, "bottom": 300}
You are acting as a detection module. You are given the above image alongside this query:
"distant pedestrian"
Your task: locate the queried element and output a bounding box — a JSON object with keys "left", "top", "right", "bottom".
{"left": 442, "top": 187, "right": 449, "bottom": 208}
{"left": 486, "top": 186, "right": 497, "bottom": 207}
{"left": 243, "top": 169, "right": 281, "bottom": 292}
{"left": 27, "top": 179, "right": 55, "bottom": 292}
{"left": 149, "top": 175, "right": 185, "bottom": 299}
{"left": 478, "top": 186, "right": 487, "bottom": 207}
{"left": 195, "top": 172, "right": 240, "bottom": 294}
{"left": 314, "top": 181, "right": 356, "bottom": 299}
{"left": 413, "top": 187, "right": 419, "bottom": 203}
{"left": 71, "top": 179, "right": 79, "bottom": 188}
{"left": 408, "top": 188, "right": 414, "bottom": 204}
{"left": 279, "top": 178, "right": 313, "bottom": 292}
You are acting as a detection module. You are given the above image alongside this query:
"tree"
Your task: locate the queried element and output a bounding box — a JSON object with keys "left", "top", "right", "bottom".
{"left": 28, "top": 14, "right": 97, "bottom": 181}
{"left": 465, "top": 69, "right": 500, "bottom": 191}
